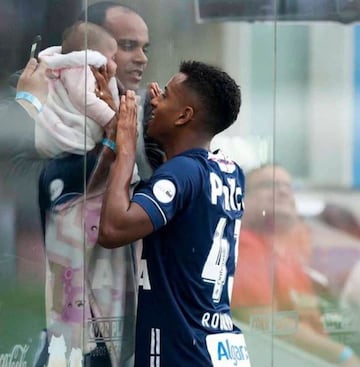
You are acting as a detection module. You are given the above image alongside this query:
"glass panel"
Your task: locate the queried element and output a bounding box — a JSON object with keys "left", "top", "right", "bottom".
{"left": 7, "top": 1, "right": 360, "bottom": 367}
{"left": 202, "top": 2, "right": 357, "bottom": 366}
{"left": 271, "top": 5, "right": 360, "bottom": 367}
{"left": 208, "top": 2, "right": 360, "bottom": 367}
{"left": 0, "top": 0, "right": 84, "bottom": 366}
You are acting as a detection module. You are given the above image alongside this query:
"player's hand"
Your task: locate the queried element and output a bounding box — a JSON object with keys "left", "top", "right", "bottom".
{"left": 116, "top": 90, "right": 138, "bottom": 154}
{"left": 91, "top": 65, "right": 117, "bottom": 112}
{"left": 17, "top": 58, "right": 49, "bottom": 103}
{"left": 148, "top": 82, "right": 162, "bottom": 99}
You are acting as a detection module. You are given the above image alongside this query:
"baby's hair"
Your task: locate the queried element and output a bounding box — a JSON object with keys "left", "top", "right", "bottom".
{"left": 61, "top": 21, "right": 114, "bottom": 54}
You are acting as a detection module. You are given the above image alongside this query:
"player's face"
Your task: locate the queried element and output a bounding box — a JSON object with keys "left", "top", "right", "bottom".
{"left": 105, "top": 8, "right": 149, "bottom": 91}
{"left": 147, "top": 73, "right": 188, "bottom": 141}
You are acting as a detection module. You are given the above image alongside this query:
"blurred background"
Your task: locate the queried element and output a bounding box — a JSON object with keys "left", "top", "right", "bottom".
{"left": 1, "top": 0, "right": 360, "bottom": 366}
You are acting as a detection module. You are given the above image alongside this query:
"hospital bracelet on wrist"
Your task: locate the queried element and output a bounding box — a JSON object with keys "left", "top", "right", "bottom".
{"left": 338, "top": 346, "right": 354, "bottom": 364}
{"left": 15, "top": 91, "right": 43, "bottom": 112}
{"left": 102, "top": 138, "right": 116, "bottom": 153}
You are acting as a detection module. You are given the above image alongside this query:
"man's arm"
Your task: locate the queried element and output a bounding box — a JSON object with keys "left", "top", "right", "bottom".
{"left": 97, "top": 90, "right": 153, "bottom": 248}
{"left": 85, "top": 119, "right": 117, "bottom": 195}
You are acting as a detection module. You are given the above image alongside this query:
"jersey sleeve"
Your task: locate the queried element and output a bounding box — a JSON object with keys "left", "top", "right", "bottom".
{"left": 132, "top": 155, "right": 202, "bottom": 230}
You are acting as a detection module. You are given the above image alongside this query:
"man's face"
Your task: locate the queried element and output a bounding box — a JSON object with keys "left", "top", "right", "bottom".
{"left": 104, "top": 8, "right": 149, "bottom": 91}
{"left": 147, "top": 73, "right": 188, "bottom": 142}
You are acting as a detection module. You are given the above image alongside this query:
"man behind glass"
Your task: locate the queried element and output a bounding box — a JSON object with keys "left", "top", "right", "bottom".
{"left": 31, "top": 2, "right": 162, "bottom": 367}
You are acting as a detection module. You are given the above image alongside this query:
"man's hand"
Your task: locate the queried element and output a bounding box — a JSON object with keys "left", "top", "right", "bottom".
{"left": 91, "top": 65, "right": 117, "bottom": 112}
{"left": 17, "top": 58, "right": 49, "bottom": 103}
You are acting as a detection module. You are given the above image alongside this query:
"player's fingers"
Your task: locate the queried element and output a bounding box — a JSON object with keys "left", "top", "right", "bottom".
{"left": 119, "top": 94, "right": 127, "bottom": 114}
{"left": 148, "top": 82, "right": 157, "bottom": 98}
{"left": 154, "top": 82, "right": 162, "bottom": 95}
{"left": 126, "top": 90, "right": 137, "bottom": 117}
{"left": 127, "top": 90, "right": 135, "bottom": 97}
{"left": 149, "top": 82, "right": 162, "bottom": 99}
{"left": 153, "top": 82, "right": 162, "bottom": 95}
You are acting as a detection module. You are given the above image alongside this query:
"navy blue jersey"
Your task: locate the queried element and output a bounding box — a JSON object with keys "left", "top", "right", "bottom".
{"left": 132, "top": 148, "right": 249, "bottom": 367}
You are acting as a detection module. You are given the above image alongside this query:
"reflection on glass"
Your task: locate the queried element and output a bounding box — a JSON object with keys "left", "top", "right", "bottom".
{"left": 1, "top": 0, "right": 360, "bottom": 366}
{"left": 231, "top": 164, "right": 360, "bottom": 365}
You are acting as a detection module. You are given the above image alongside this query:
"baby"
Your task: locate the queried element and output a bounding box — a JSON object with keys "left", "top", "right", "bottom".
{"left": 35, "top": 21, "right": 119, "bottom": 157}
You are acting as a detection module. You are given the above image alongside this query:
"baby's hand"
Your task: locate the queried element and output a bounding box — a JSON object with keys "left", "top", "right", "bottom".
{"left": 91, "top": 65, "right": 117, "bottom": 112}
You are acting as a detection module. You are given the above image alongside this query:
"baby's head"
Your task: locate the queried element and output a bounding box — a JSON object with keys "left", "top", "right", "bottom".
{"left": 61, "top": 21, "right": 117, "bottom": 77}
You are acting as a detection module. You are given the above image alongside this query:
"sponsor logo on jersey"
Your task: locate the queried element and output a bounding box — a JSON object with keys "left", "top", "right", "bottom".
{"left": 206, "top": 333, "right": 251, "bottom": 367}
{"left": 217, "top": 339, "right": 249, "bottom": 365}
{"left": 152, "top": 179, "right": 176, "bottom": 203}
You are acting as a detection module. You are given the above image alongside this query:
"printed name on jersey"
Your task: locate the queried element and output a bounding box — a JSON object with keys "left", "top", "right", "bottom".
{"left": 206, "top": 333, "right": 251, "bottom": 367}
{"left": 210, "top": 172, "right": 243, "bottom": 211}
{"left": 201, "top": 312, "right": 233, "bottom": 331}
{"left": 152, "top": 179, "right": 176, "bottom": 203}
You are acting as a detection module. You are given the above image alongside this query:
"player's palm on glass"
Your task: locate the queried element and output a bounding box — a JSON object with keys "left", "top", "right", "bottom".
{"left": 116, "top": 91, "right": 138, "bottom": 153}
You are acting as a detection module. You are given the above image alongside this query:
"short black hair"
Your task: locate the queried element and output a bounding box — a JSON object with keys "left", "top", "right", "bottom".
{"left": 78, "top": 2, "right": 136, "bottom": 25}
{"left": 179, "top": 61, "right": 241, "bottom": 136}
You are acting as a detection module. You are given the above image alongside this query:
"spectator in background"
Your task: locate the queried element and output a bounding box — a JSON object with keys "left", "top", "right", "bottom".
{"left": 231, "top": 164, "right": 360, "bottom": 366}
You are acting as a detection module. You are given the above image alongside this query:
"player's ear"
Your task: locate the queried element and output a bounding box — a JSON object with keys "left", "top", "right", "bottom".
{"left": 175, "top": 106, "right": 193, "bottom": 126}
